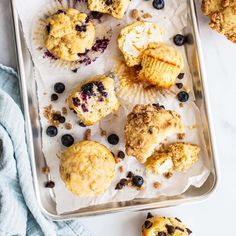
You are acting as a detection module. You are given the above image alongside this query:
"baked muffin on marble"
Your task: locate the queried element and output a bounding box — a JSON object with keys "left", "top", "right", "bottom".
{"left": 88, "top": 0, "right": 131, "bottom": 19}
{"left": 138, "top": 43, "right": 184, "bottom": 89}
{"left": 60, "top": 140, "right": 115, "bottom": 196}
{"left": 202, "top": 0, "right": 236, "bottom": 43}
{"left": 124, "top": 104, "right": 184, "bottom": 163}
{"left": 145, "top": 142, "right": 200, "bottom": 174}
{"left": 45, "top": 8, "right": 95, "bottom": 61}
{"left": 118, "top": 21, "right": 164, "bottom": 67}
{"left": 67, "top": 75, "right": 119, "bottom": 126}
{"left": 142, "top": 215, "right": 192, "bottom": 236}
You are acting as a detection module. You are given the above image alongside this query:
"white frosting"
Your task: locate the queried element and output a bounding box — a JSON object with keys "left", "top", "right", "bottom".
{"left": 158, "top": 159, "right": 173, "bottom": 174}
{"left": 123, "top": 22, "right": 164, "bottom": 57}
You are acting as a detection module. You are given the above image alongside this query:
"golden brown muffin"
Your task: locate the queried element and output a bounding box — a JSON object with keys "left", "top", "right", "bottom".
{"left": 124, "top": 104, "right": 184, "bottom": 163}
{"left": 145, "top": 142, "right": 200, "bottom": 174}
{"left": 141, "top": 215, "right": 192, "bottom": 236}
{"left": 118, "top": 21, "right": 164, "bottom": 67}
{"left": 67, "top": 75, "right": 119, "bottom": 126}
{"left": 202, "top": 0, "right": 236, "bottom": 43}
{"left": 88, "top": 0, "right": 131, "bottom": 19}
{"left": 60, "top": 140, "right": 115, "bottom": 197}
{"left": 138, "top": 43, "right": 184, "bottom": 89}
{"left": 45, "top": 8, "right": 95, "bottom": 61}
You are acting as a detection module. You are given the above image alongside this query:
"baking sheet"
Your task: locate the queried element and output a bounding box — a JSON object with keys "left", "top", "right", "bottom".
{"left": 15, "top": 0, "right": 211, "bottom": 214}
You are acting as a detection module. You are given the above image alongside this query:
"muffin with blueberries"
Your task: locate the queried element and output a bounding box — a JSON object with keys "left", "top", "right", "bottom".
{"left": 60, "top": 140, "right": 115, "bottom": 196}
{"left": 142, "top": 214, "right": 192, "bottom": 236}
{"left": 138, "top": 42, "right": 184, "bottom": 89}
{"left": 88, "top": 0, "right": 131, "bottom": 19}
{"left": 67, "top": 75, "right": 120, "bottom": 126}
{"left": 45, "top": 8, "right": 95, "bottom": 61}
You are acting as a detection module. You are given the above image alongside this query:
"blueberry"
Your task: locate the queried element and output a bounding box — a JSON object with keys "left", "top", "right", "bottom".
{"left": 144, "top": 220, "right": 153, "bottom": 229}
{"left": 177, "top": 91, "right": 189, "bottom": 102}
{"left": 46, "top": 126, "right": 58, "bottom": 137}
{"left": 78, "top": 121, "right": 86, "bottom": 127}
{"left": 105, "top": 0, "right": 113, "bottom": 5}
{"left": 107, "top": 134, "right": 119, "bottom": 145}
{"left": 177, "top": 73, "right": 185, "bottom": 79}
{"left": 120, "top": 178, "right": 128, "bottom": 186}
{"left": 91, "top": 11, "right": 103, "bottom": 20}
{"left": 147, "top": 212, "right": 153, "bottom": 219}
{"left": 127, "top": 171, "right": 134, "bottom": 178}
{"left": 52, "top": 113, "right": 61, "bottom": 121}
{"left": 117, "top": 150, "right": 125, "bottom": 159}
{"left": 59, "top": 116, "right": 66, "bottom": 123}
{"left": 61, "top": 134, "right": 74, "bottom": 147}
{"left": 152, "top": 0, "right": 165, "bottom": 10}
{"left": 81, "top": 82, "right": 94, "bottom": 95}
{"left": 45, "top": 181, "right": 55, "bottom": 188}
{"left": 173, "top": 34, "right": 186, "bottom": 46}
{"left": 175, "top": 83, "right": 183, "bottom": 89}
{"left": 75, "top": 24, "right": 87, "bottom": 32}
{"left": 132, "top": 175, "right": 144, "bottom": 187}
{"left": 51, "top": 93, "right": 58, "bottom": 101}
{"left": 54, "top": 82, "right": 65, "bottom": 94}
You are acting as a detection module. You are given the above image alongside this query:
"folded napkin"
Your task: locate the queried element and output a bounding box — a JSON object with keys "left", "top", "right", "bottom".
{"left": 0, "top": 64, "right": 91, "bottom": 236}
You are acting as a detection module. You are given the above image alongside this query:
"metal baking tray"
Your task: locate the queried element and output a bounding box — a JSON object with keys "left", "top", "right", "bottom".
{"left": 11, "top": 0, "right": 220, "bottom": 220}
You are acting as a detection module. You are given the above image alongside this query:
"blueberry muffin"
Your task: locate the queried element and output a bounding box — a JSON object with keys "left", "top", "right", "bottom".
{"left": 67, "top": 75, "right": 119, "bottom": 126}
{"left": 88, "top": 0, "right": 131, "bottom": 19}
{"left": 124, "top": 104, "right": 184, "bottom": 163}
{"left": 118, "top": 21, "right": 164, "bottom": 67}
{"left": 145, "top": 142, "right": 200, "bottom": 174}
{"left": 202, "top": 0, "right": 236, "bottom": 43}
{"left": 142, "top": 215, "right": 192, "bottom": 236}
{"left": 60, "top": 140, "right": 115, "bottom": 196}
{"left": 138, "top": 43, "right": 184, "bottom": 89}
{"left": 45, "top": 8, "right": 95, "bottom": 61}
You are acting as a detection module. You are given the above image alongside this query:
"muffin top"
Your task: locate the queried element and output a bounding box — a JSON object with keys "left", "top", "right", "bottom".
{"left": 124, "top": 104, "right": 184, "bottom": 163}
{"left": 60, "top": 140, "right": 115, "bottom": 197}
{"left": 45, "top": 8, "right": 95, "bottom": 61}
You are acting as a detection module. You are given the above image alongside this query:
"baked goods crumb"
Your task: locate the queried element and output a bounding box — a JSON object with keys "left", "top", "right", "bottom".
{"left": 115, "top": 158, "right": 121, "bottom": 164}
{"left": 142, "top": 12, "right": 152, "bottom": 19}
{"left": 131, "top": 9, "right": 139, "bottom": 19}
{"left": 153, "top": 181, "right": 162, "bottom": 189}
{"left": 188, "top": 124, "right": 197, "bottom": 130}
{"left": 42, "top": 166, "right": 50, "bottom": 174}
{"left": 118, "top": 166, "right": 124, "bottom": 173}
{"left": 62, "top": 107, "right": 68, "bottom": 115}
{"left": 163, "top": 172, "right": 173, "bottom": 179}
{"left": 64, "top": 122, "right": 73, "bottom": 130}
{"left": 100, "top": 128, "right": 107, "bottom": 136}
{"left": 84, "top": 129, "right": 91, "bottom": 140}
{"left": 177, "top": 133, "right": 185, "bottom": 140}
{"left": 179, "top": 103, "right": 184, "bottom": 108}
{"left": 43, "top": 105, "right": 60, "bottom": 126}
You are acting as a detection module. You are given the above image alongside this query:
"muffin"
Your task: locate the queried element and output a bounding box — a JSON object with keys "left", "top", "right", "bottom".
{"left": 45, "top": 8, "right": 95, "bottom": 61}
{"left": 124, "top": 104, "right": 184, "bottom": 163}
{"left": 87, "top": 0, "right": 131, "bottom": 19}
{"left": 67, "top": 75, "right": 119, "bottom": 126}
{"left": 138, "top": 42, "right": 184, "bottom": 89}
{"left": 142, "top": 215, "right": 192, "bottom": 236}
{"left": 202, "top": 0, "right": 236, "bottom": 43}
{"left": 118, "top": 21, "right": 164, "bottom": 67}
{"left": 60, "top": 140, "right": 115, "bottom": 196}
{"left": 145, "top": 142, "right": 200, "bottom": 174}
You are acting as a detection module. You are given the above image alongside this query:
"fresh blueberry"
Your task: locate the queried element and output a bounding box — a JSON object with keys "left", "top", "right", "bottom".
{"left": 91, "top": 11, "right": 103, "bottom": 20}
{"left": 117, "top": 150, "right": 125, "bottom": 159}
{"left": 81, "top": 82, "right": 94, "bottom": 95}
{"left": 177, "top": 91, "right": 189, "bottom": 102}
{"left": 54, "top": 82, "right": 65, "bottom": 94}
{"left": 107, "top": 134, "right": 119, "bottom": 145}
{"left": 52, "top": 113, "right": 61, "bottom": 121}
{"left": 152, "top": 0, "right": 165, "bottom": 10}
{"left": 46, "top": 126, "right": 58, "bottom": 137}
{"left": 59, "top": 116, "right": 66, "bottom": 123}
{"left": 51, "top": 93, "right": 58, "bottom": 101}
{"left": 177, "top": 73, "right": 185, "bottom": 79}
{"left": 45, "top": 181, "right": 55, "bottom": 188}
{"left": 132, "top": 175, "right": 144, "bottom": 187}
{"left": 173, "top": 34, "right": 186, "bottom": 46}
{"left": 175, "top": 83, "right": 183, "bottom": 89}
{"left": 61, "top": 134, "right": 74, "bottom": 147}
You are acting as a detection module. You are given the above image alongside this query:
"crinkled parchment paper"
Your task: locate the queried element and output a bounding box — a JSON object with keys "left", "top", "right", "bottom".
{"left": 15, "top": 0, "right": 211, "bottom": 214}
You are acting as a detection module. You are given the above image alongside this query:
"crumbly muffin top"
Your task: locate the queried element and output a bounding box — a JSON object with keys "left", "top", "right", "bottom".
{"left": 45, "top": 8, "right": 95, "bottom": 61}
{"left": 60, "top": 140, "right": 115, "bottom": 197}
{"left": 124, "top": 104, "right": 184, "bottom": 163}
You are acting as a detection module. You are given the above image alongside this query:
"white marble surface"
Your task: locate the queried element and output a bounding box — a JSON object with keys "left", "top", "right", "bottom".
{"left": 1, "top": 0, "right": 236, "bottom": 235}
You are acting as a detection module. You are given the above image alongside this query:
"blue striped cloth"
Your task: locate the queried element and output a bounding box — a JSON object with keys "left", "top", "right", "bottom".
{"left": 0, "top": 64, "right": 91, "bottom": 236}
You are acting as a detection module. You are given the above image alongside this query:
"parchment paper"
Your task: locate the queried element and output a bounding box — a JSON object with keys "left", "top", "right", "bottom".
{"left": 15, "top": 0, "right": 211, "bottom": 214}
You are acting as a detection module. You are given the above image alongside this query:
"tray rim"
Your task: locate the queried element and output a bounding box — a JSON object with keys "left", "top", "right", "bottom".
{"left": 11, "top": 0, "right": 220, "bottom": 220}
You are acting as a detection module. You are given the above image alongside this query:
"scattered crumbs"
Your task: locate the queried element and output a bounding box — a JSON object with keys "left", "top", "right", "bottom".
{"left": 137, "top": 16, "right": 142, "bottom": 21}
{"left": 43, "top": 92, "right": 47, "bottom": 95}
{"left": 43, "top": 104, "right": 59, "bottom": 126}
{"left": 163, "top": 172, "right": 173, "bottom": 179}
{"left": 100, "top": 128, "right": 107, "bottom": 137}
{"left": 158, "top": 143, "right": 166, "bottom": 152}
{"left": 179, "top": 103, "right": 184, "bottom": 108}
{"left": 45, "top": 181, "right": 55, "bottom": 188}
{"left": 131, "top": 9, "right": 139, "bottom": 19}
{"left": 64, "top": 122, "right": 72, "bottom": 130}
{"left": 115, "top": 158, "right": 121, "bottom": 164}
{"left": 62, "top": 107, "right": 68, "bottom": 115}
{"left": 188, "top": 124, "right": 197, "bottom": 130}
{"left": 42, "top": 166, "right": 50, "bottom": 175}
{"left": 118, "top": 166, "right": 124, "bottom": 173}
{"left": 153, "top": 181, "right": 162, "bottom": 189}
{"left": 84, "top": 129, "right": 91, "bottom": 140}
{"left": 177, "top": 133, "right": 185, "bottom": 140}
{"left": 142, "top": 12, "right": 152, "bottom": 19}
{"left": 137, "top": 186, "right": 145, "bottom": 191}
{"left": 140, "top": 10, "right": 144, "bottom": 13}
